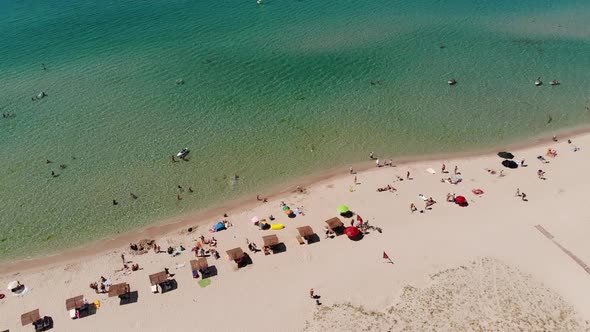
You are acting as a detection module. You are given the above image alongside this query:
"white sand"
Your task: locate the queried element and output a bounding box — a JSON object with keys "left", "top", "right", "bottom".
{"left": 2, "top": 135, "right": 590, "bottom": 331}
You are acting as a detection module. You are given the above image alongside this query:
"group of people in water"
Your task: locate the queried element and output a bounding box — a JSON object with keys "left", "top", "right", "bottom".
{"left": 31, "top": 91, "right": 48, "bottom": 101}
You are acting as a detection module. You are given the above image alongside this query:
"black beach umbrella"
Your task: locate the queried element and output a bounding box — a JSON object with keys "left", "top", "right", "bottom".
{"left": 497, "top": 152, "right": 514, "bottom": 159}
{"left": 501, "top": 160, "right": 518, "bottom": 169}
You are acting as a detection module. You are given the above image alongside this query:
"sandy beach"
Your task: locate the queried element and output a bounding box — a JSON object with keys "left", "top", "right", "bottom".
{"left": 3, "top": 133, "right": 590, "bottom": 332}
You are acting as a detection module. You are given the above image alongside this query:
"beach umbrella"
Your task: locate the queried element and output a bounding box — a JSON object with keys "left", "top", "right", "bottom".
{"left": 337, "top": 205, "right": 349, "bottom": 214}
{"left": 213, "top": 222, "right": 226, "bottom": 232}
{"left": 251, "top": 216, "right": 259, "bottom": 224}
{"left": 285, "top": 209, "right": 293, "bottom": 215}
{"left": 7, "top": 281, "right": 19, "bottom": 290}
{"left": 501, "top": 160, "right": 518, "bottom": 169}
{"left": 282, "top": 206, "right": 290, "bottom": 211}
{"left": 497, "top": 152, "right": 514, "bottom": 159}
{"left": 454, "top": 196, "right": 467, "bottom": 205}
{"left": 451, "top": 176, "right": 462, "bottom": 183}
{"left": 344, "top": 226, "right": 360, "bottom": 238}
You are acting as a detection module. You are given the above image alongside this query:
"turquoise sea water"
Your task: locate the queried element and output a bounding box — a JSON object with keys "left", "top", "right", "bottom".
{"left": 1, "top": 0, "right": 589, "bottom": 261}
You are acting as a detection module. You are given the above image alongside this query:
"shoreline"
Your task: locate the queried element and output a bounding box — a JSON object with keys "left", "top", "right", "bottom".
{"left": 2, "top": 123, "right": 589, "bottom": 276}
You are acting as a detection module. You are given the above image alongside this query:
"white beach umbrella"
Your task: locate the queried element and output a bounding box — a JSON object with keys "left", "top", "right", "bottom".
{"left": 7, "top": 280, "right": 19, "bottom": 290}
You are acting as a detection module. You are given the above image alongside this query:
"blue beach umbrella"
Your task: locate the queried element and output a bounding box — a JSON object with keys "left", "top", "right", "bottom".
{"left": 214, "top": 222, "right": 225, "bottom": 232}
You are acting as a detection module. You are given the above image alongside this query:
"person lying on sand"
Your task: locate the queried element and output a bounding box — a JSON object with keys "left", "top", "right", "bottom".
{"left": 425, "top": 197, "right": 436, "bottom": 207}
{"left": 537, "top": 156, "right": 549, "bottom": 163}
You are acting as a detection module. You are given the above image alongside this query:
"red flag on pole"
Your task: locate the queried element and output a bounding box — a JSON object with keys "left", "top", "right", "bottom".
{"left": 383, "top": 251, "right": 393, "bottom": 264}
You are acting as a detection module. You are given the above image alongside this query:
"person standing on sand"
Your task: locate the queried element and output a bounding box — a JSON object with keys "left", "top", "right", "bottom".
{"left": 310, "top": 288, "right": 314, "bottom": 298}
{"left": 454, "top": 166, "right": 459, "bottom": 175}
{"left": 515, "top": 188, "right": 520, "bottom": 196}
{"left": 406, "top": 171, "right": 411, "bottom": 180}
{"left": 349, "top": 166, "right": 354, "bottom": 174}
{"left": 442, "top": 163, "right": 446, "bottom": 173}
{"left": 121, "top": 254, "right": 125, "bottom": 264}
{"left": 521, "top": 159, "right": 526, "bottom": 167}
{"left": 410, "top": 203, "right": 417, "bottom": 213}
{"left": 369, "top": 152, "right": 374, "bottom": 160}
{"left": 354, "top": 176, "right": 357, "bottom": 185}
{"left": 521, "top": 192, "right": 527, "bottom": 201}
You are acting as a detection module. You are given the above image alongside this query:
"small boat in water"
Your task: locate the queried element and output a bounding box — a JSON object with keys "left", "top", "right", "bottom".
{"left": 550, "top": 79, "right": 560, "bottom": 86}
{"left": 535, "top": 77, "right": 542, "bottom": 86}
{"left": 177, "top": 148, "right": 190, "bottom": 159}
{"left": 448, "top": 79, "right": 457, "bottom": 86}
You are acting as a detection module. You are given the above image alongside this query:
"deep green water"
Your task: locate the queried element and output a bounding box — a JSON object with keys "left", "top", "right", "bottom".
{"left": 1, "top": 0, "right": 589, "bottom": 261}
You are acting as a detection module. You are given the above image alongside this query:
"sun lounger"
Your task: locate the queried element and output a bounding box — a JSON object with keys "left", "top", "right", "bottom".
{"left": 296, "top": 235, "right": 304, "bottom": 245}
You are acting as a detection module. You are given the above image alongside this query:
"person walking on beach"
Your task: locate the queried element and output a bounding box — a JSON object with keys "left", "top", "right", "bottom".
{"left": 369, "top": 152, "right": 374, "bottom": 160}
{"left": 410, "top": 203, "right": 417, "bottom": 213}
{"left": 515, "top": 188, "right": 520, "bottom": 197}
{"left": 349, "top": 166, "right": 354, "bottom": 174}
{"left": 354, "top": 176, "right": 357, "bottom": 185}
{"left": 521, "top": 192, "right": 527, "bottom": 201}
{"left": 454, "top": 166, "right": 459, "bottom": 175}
{"left": 310, "top": 288, "right": 314, "bottom": 298}
{"left": 406, "top": 171, "right": 411, "bottom": 180}
{"left": 121, "top": 254, "right": 125, "bottom": 264}
{"left": 441, "top": 163, "right": 446, "bottom": 173}
{"left": 521, "top": 159, "right": 526, "bottom": 167}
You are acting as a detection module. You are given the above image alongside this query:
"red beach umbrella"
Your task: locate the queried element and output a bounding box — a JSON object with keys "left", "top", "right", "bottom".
{"left": 454, "top": 196, "right": 467, "bottom": 206}
{"left": 345, "top": 226, "right": 360, "bottom": 238}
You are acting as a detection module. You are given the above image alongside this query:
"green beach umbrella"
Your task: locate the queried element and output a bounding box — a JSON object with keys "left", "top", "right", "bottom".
{"left": 282, "top": 206, "right": 290, "bottom": 211}
{"left": 198, "top": 279, "right": 212, "bottom": 288}
{"left": 337, "top": 205, "right": 349, "bottom": 214}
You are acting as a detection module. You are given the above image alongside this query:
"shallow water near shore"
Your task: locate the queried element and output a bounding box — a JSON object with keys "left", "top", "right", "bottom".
{"left": 0, "top": 0, "right": 589, "bottom": 261}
